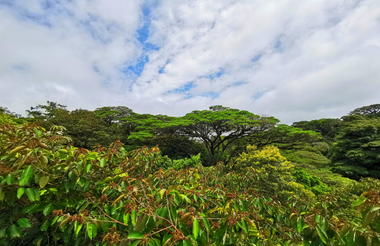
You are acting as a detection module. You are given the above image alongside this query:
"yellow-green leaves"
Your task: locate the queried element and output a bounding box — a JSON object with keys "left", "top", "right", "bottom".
{"left": 192, "top": 218, "right": 200, "bottom": 239}
{"left": 128, "top": 232, "right": 145, "bottom": 240}
{"left": 38, "top": 176, "right": 49, "bottom": 188}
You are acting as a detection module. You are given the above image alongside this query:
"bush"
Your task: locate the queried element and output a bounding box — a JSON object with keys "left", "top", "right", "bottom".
{"left": 284, "top": 150, "right": 331, "bottom": 167}
{"left": 168, "top": 154, "right": 202, "bottom": 170}
{"left": 293, "top": 168, "right": 332, "bottom": 195}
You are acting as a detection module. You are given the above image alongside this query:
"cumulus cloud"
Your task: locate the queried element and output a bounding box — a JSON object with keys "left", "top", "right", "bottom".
{"left": 0, "top": 0, "right": 379, "bottom": 122}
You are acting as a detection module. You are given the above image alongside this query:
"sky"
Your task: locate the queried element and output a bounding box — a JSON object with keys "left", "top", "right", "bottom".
{"left": 0, "top": 0, "right": 379, "bottom": 123}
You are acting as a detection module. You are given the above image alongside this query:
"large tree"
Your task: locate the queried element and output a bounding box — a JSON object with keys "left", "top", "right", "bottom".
{"left": 349, "top": 104, "right": 380, "bottom": 117}
{"left": 162, "top": 106, "right": 279, "bottom": 165}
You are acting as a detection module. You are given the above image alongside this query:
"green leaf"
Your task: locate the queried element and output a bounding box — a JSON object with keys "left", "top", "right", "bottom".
{"left": 0, "top": 228, "right": 6, "bottom": 238}
{"left": 0, "top": 188, "right": 4, "bottom": 201}
{"left": 352, "top": 195, "right": 367, "bottom": 207}
{"left": 179, "top": 194, "right": 191, "bottom": 203}
{"left": 128, "top": 232, "right": 145, "bottom": 240}
{"left": 123, "top": 213, "right": 129, "bottom": 225}
{"left": 316, "top": 225, "right": 328, "bottom": 245}
{"left": 130, "top": 240, "right": 141, "bottom": 246}
{"left": 5, "top": 174, "right": 14, "bottom": 185}
{"left": 43, "top": 203, "right": 54, "bottom": 216}
{"left": 40, "top": 220, "right": 50, "bottom": 231}
{"left": 25, "top": 188, "right": 39, "bottom": 202}
{"left": 17, "top": 187, "right": 25, "bottom": 199}
{"left": 131, "top": 210, "right": 137, "bottom": 227}
{"left": 148, "top": 238, "right": 161, "bottom": 246}
{"left": 17, "top": 218, "right": 32, "bottom": 229}
{"left": 85, "top": 163, "right": 91, "bottom": 173}
{"left": 99, "top": 158, "right": 106, "bottom": 167}
{"left": 19, "top": 165, "right": 34, "bottom": 186}
{"left": 86, "top": 223, "right": 97, "bottom": 240}
{"left": 38, "top": 176, "right": 49, "bottom": 188}
{"left": 192, "top": 218, "right": 200, "bottom": 239}
{"left": 162, "top": 234, "right": 172, "bottom": 245}
{"left": 9, "top": 224, "right": 21, "bottom": 238}
{"left": 74, "top": 221, "right": 83, "bottom": 237}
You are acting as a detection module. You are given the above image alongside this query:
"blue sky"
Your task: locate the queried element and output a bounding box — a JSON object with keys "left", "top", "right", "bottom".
{"left": 0, "top": 0, "right": 379, "bottom": 122}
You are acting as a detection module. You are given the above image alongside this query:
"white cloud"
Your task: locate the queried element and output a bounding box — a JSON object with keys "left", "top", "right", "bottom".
{"left": 0, "top": 0, "right": 379, "bottom": 122}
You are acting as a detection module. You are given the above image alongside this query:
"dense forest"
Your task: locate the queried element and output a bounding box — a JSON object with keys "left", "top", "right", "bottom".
{"left": 0, "top": 102, "right": 379, "bottom": 245}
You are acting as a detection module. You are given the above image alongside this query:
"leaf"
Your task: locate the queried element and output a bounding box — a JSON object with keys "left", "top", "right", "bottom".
{"left": 74, "top": 221, "right": 83, "bottom": 237}
{"left": 17, "top": 218, "right": 32, "bottom": 229}
{"left": 352, "top": 195, "right": 367, "bottom": 207}
{"left": 123, "top": 213, "right": 129, "bottom": 225}
{"left": 201, "top": 215, "right": 210, "bottom": 233}
{"left": 6, "top": 174, "right": 14, "bottom": 185}
{"left": 9, "top": 224, "right": 21, "bottom": 238}
{"left": 40, "top": 220, "right": 50, "bottom": 231}
{"left": 85, "top": 163, "right": 91, "bottom": 173}
{"left": 9, "top": 145, "right": 26, "bottom": 154}
{"left": 0, "top": 188, "right": 5, "bottom": 201}
{"left": 162, "top": 233, "right": 172, "bottom": 245}
{"left": 0, "top": 228, "right": 6, "bottom": 238}
{"left": 130, "top": 240, "right": 141, "bottom": 246}
{"left": 25, "top": 188, "right": 39, "bottom": 202}
{"left": 40, "top": 155, "right": 48, "bottom": 166}
{"left": 43, "top": 203, "right": 53, "bottom": 216}
{"left": 159, "top": 189, "right": 166, "bottom": 199}
{"left": 99, "top": 158, "right": 106, "bottom": 168}
{"left": 179, "top": 194, "right": 191, "bottom": 203}
{"left": 131, "top": 210, "right": 137, "bottom": 227}
{"left": 86, "top": 223, "right": 97, "bottom": 240}
{"left": 19, "top": 165, "right": 34, "bottom": 186}
{"left": 38, "top": 176, "right": 49, "bottom": 188}
{"left": 192, "top": 218, "right": 200, "bottom": 239}
{"left": 148, "top": 238, "right": 161, "bottom": 246}
{"left": 128, "top": 232, "right": 145, "bottom": 240}
{"left": 316, "top": 225, "right": 328, "bottom": 245}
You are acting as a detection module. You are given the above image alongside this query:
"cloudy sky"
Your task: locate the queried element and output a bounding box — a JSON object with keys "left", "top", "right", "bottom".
{"left": 0, "top": 0, "right": 379, "bottom": 123}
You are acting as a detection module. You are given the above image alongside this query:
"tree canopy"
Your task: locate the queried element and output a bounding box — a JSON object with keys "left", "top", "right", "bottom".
{"left": 161, "top": 106, "right": 279, "bottom": 164}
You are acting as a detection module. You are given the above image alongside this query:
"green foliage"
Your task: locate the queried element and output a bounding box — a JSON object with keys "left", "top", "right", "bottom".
{"left": 168, "top": 154, "right": 202, "bottom": 170}
{"left": 0, "top": 123, "right": 379, "bottom": 245}
{"left": 293, "top": 169, "right": 332, "bottom": 195}
{"left": 284, "top": 150, "right": 331, "bottom": 167}
{"left": 163, "top": 106, "right": 279, "bottom": 165}
{"left": 332, "top": 117, "right": 380, "bottom": 178}
{"left": 293, "top": 118, "right": 343, "bottom": 140}
{"left": 349, "top": 104, "right": 380, "bottom": 118}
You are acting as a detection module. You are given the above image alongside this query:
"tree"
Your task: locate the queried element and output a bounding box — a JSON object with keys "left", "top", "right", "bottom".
{"left": 349, "top": 104, "right": 380, "bottom": 117}
{"left": 293, "top": 118, "right": 343, "bottom": 140}
{"left": 162, "top": 106, "right": 278, "bottom": 165}
{"left": 94, "top": 106, "right": 133, "bottom": 126}
{"left": 332, "top": 118, "right": 380, "bottom": 179}
{"left": 27, "top": 101, "right": 67, "bottom": 121}
{"left": 250, "top": 124, "right": 321, "bottom": 148}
